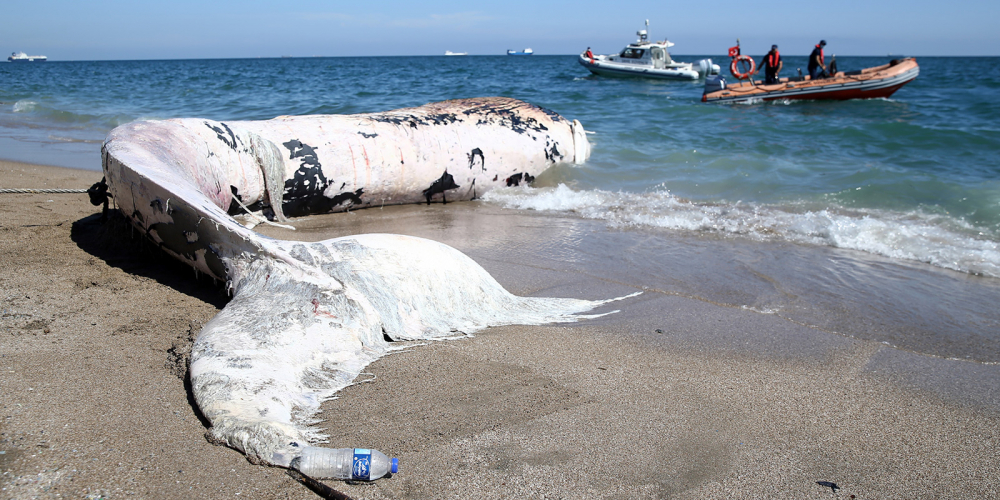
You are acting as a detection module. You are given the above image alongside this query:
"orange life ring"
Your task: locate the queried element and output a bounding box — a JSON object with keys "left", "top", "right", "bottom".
{"left": 730, "top": 55, "right": 755, "bottom": 80}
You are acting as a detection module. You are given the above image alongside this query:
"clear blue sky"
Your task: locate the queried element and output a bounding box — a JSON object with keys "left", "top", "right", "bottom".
{"left": 4, "top": 0, "right": 997, "bottom": 60}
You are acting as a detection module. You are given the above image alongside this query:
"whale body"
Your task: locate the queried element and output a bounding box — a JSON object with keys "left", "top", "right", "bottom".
{"left": 101, "top": 97, "right": 631, "bottom": 474}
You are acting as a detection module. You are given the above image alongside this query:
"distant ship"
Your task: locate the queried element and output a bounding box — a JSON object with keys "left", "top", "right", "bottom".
{"left": 444, "top": 51, "right": 468, "bottom": 56}
{"left": 8, "top": 51, "right": 47, "bottom": 62}
{"left": 507, "top": 48, "right": 533, "bottom": 56}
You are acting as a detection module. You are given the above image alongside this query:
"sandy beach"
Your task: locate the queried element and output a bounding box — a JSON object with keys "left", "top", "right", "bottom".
{"left": 2, "top": 160, "right": 999, "bottom": 499}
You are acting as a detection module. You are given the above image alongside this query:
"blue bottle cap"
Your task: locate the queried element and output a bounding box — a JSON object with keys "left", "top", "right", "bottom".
{"left": 391, "top": 457, "right": 399, "bottom": 474}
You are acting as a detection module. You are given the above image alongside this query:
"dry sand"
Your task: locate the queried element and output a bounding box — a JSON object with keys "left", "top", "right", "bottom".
{"left": 2, "top": 160, "right": 998, "bottom": 499}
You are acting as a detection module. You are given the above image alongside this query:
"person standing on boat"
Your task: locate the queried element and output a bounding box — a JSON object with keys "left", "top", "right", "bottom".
{"left": 808, "top": 40, "right": 828, "bottom": 79}
{"left": 758, "top": 44, "right": 782, "bottom": 84}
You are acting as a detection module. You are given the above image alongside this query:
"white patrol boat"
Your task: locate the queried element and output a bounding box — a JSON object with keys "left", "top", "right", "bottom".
{"left": 578, "top": 21, "right": 718, "bottom": 80}
{"left": 8, "top": 51, "right": 47, "bottom": 62}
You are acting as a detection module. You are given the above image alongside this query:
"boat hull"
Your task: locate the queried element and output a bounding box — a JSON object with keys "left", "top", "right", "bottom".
{"left": 578, "top": 54, "right": 699, "bottom": 80}
{"left": 703, "top": 58, "right": 919, "bottom": 103}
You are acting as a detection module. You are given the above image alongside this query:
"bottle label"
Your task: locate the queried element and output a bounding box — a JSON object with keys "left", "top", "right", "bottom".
{"left": 352, "top": 448, "right": 372, "bottom": 480}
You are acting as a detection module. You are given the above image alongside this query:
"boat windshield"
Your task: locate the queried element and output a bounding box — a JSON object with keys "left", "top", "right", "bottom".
{"left": 620, "top": 48, "right": 645, "bottom": 59}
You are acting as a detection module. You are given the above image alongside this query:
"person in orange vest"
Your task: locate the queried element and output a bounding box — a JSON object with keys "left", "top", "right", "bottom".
{"left": 758, "top": 44, "right": 782, "bottom": 84}
{"left": 584, "top": 47, "right": 594, "bottom": 60}
{"left": 808, "top": 40, "right": 827, "bottom": 79}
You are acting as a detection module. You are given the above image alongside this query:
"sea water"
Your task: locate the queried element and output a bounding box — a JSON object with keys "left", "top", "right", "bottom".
{"left": 2, "top": 55, "right": 999, "bottom": 363}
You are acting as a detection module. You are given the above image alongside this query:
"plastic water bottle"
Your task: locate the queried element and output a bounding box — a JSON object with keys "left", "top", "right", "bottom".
{"left": 293, "top": 446, "right": 398, "bottom": 481}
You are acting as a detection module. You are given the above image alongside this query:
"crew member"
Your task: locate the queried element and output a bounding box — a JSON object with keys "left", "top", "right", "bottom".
{"left": 584, "top": 47, "right": 594, "bottom": 59}
{"left": 758, "top": 44, "right": 782, "bottom": 84}
{"left": 808, "top": 40, "right": 827, "bottom": 79}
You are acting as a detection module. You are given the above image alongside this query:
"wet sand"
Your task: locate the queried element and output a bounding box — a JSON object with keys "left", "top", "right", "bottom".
{"left": 2, "top": 160, "right": 998, "bottom": 499}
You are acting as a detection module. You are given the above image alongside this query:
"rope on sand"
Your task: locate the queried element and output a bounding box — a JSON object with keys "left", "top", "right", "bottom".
{"left": 3, "top": 178, "right": 112, "bottom": 221}
{"left": 0, "top": 188, "right": 89, "bottom": 193}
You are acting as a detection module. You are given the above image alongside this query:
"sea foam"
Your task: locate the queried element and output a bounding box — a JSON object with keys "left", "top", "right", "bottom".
{"left": 12, "top": 100, "right": 36, "bottom": 113}
{"left": 483, "top": 184, "right": 1000, "bottom": 278}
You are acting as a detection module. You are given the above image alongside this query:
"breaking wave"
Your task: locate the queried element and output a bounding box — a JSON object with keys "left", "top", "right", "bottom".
{"left": 12, "top": 100, "right": 37, "bottom": 113}
{"left": 483, "top": 184, "right": 1000, "bottom": 278}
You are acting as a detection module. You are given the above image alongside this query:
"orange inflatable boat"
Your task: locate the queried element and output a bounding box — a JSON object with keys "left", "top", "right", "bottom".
{"left": 702, "top": 58, "right": 919, "bottom": 103}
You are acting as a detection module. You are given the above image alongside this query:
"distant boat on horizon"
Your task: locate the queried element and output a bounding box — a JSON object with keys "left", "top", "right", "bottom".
{"left": 8, "top": 51, "right": 47, "bottom": 62}
{"left": 507, "top": 48, "right": 533, "bottom": 56}
{"left": 445, "top": 51, "right": 468, "bottom": 56}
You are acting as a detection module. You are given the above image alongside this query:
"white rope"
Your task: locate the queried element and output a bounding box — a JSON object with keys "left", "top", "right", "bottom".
{"left": 0, "top": 188, "right": 89, "bottom": 193}
{"left": 230, "top": 192, "right": 296, "bottom": 231}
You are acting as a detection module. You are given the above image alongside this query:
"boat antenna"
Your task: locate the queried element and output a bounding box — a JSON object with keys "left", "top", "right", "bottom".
{"left": 638, "top": 19, "right": 649, "bottom": 43}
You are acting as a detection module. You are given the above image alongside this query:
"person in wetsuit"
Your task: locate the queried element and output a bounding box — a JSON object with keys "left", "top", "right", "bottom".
{"left": 758, "top": 44, "right": 782, "bottom": 84}
{"left": 808, "top": 40, "right": 827, "bottom": 79}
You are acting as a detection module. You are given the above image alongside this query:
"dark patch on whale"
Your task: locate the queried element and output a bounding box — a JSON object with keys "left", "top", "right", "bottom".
{"left": 463, "top": 103, "right": 550, "bottom": 135}
{"left": 282, "top": 139, "right": 337, "bottom": 217}
{"left": 227, "top": 185, "right": 243, "bottom": 214}
{"left": 423, "top": 171, "right": 460, "bottom": 204}
{"left": 282, "top": 188, "right": 365, "bottom": 218}
{"left": 544, "top": 138, "right": 563, "bottom": 162}
{"left": 329, "top": 189, "right": 364, "bottom": 210}
{"left": 370, "top": 112, "right": 459, "bottom": 129}
{"left": 505, "top": 172, "right": 535, "bottom": 187}
{"left": 205, "top": 122, "right": 239, "bottom": 151}
{"left": 145, "top": 198, "right": 228, "bottom": 279}
{"left": 468, "top": 148, "right": 485, "bottom": 171}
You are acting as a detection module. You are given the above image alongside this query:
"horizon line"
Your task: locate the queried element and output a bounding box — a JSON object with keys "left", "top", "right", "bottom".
{"left": 5, "top": 54, "right": 998, "bottom": 63}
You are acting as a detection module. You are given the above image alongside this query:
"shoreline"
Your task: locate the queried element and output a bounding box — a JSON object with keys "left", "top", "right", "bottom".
{"left": 0, "top": 139, "right": 103, "bottom": 173}
{"left": 2, "top": 160, "right": 998, "bottom": 498}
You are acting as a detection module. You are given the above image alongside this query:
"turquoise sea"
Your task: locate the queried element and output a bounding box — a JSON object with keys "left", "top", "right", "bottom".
{"left": 2, "top": 55, "right": 999, "bottom": 365}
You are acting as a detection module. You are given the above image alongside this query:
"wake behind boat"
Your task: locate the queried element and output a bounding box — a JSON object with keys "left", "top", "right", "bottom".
{"left": 578, "top": 20, "right": 719, "bottom": 80}
{"left": 702, "top": 57, "right": 919, "bottom": 103}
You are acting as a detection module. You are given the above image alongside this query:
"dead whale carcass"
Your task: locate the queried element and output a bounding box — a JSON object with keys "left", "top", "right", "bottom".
{"left": 101, "top": 97, "right": 633, "bottom": 477}
{"left": 103, "top": 97, "right": 590, "bottom": 280}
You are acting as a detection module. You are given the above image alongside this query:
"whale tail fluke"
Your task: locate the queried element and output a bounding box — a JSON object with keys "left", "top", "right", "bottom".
{"left": 190, "top": 233, "right": 639, "bottom": 466}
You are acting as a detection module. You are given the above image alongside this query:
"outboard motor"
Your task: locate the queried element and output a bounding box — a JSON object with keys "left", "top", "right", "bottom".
{"left": 704, "top": 74, "right": 726, "bottom": 93}
{"left": 696, "top": 58, "right": 721, "bottom": 77}
{"left": 697, "top": 59, "right": 708, "bottom": 76}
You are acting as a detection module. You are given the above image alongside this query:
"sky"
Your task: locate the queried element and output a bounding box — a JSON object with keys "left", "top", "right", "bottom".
{"left": 4, "top": 0, "right": 998, "bottom": 61}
